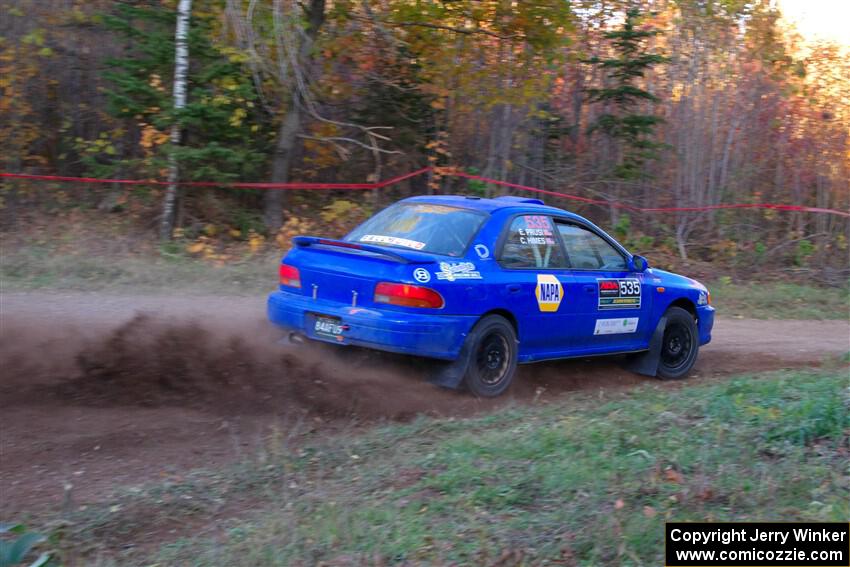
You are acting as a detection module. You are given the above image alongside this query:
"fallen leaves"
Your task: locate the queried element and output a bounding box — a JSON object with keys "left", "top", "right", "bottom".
{"left": 664, "top": 467, "right": 685, "bottom": 484}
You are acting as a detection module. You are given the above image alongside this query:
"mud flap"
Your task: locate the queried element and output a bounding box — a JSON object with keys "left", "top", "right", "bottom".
{"left": 623, "top": 316, "right": 666, "bottom": 377}
{"left": 428, "top": 338, "right": 473, "bottom": 390}
{"left": 429, "top": 359, "right": 468, "bottom": 389}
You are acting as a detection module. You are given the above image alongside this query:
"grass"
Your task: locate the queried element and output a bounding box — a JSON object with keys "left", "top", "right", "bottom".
{"left": 708, "top": 279, "right": 849, "bottom": 320}
{"left": 2, "top": 245, "right": 848, "bottom": 319}
{"left": 45, "top": 368, "right": 849, "bottom": 566}
{"left": 0, "top": 245, "right": 277, "bottom": 295}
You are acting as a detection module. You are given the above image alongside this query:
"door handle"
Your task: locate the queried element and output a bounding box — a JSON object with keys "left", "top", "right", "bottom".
{"left": 583, "top": 285, "right": 595, "bottom": 294}
{"left": 506, "top": 284, "right": 521, "bottom": 294}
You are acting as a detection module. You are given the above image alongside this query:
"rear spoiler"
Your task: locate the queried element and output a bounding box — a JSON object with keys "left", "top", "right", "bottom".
{"left": 292, "top": 236, "right": 434, "bottom": 264}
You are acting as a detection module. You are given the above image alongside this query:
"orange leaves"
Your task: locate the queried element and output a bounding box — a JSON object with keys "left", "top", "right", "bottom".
{"left": 185, "top": 239, "right": 208, "bottom": 255}
{"left": 276, "top": 216, "right": 317, "bottom": 249}
{"left": 0, "top": 32, "right": 43, "bottom": 168}
{"left": 148, "top": 73, "right": 166, "bottom": 92}
{"left": 247, "top": 230, "right": 265, "bottom": 253}
{"left": 301, "top": 122, "right": 344, "bottom": 174}
{"left": 611, "top": 465, "right": 689, "bottom": 518}
{"left": 139, "top": 123, "right": 170, "bottom": 153}
{"left": 183, "top": 225, "right": 265, "bottom": 264}
{"left": 664, "top": 467, "right": 685, "bottom": 484}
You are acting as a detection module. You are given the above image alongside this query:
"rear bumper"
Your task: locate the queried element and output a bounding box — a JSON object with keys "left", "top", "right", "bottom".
{"left": 697, "top": 305, "right": 715, "bottom": 346}
{"left": 267, "top": 290, "right": 476, "bottom": 360}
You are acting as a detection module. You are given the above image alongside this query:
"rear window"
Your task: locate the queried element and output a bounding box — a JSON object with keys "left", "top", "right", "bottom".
{"left": 346, "top": 203, "right": 486, "bottom": 257}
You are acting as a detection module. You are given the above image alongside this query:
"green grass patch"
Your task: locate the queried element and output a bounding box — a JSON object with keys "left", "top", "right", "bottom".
{"left": 708, "top": 279, "right": 849, "bottom": 320}
{"left": 0, "top": 246, "right": 276, "bottom": 295}
{"left": 50, "top": 369, "right": 849, "bottom": 566}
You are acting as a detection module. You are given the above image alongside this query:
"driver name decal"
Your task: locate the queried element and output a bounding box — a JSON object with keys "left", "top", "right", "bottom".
{"left": 598, "top": 278, "right": 641, "bottom": 309}
{"left": 535, "top": 274, "right": 563, "bottom": 312}
{"left": 517, "top": 215, "right": 556, "bottom": 246}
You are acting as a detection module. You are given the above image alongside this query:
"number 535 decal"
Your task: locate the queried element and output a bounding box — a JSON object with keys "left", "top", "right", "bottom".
{"left": 598, "top": 278, "right": 641, "bottom": 309}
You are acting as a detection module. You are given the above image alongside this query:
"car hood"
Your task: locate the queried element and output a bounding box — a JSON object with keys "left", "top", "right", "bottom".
{"left": 645, "top": 268, "right": 707, "bottom": 291}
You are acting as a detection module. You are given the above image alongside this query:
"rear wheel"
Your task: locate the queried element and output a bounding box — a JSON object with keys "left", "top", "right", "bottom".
{"left": 460, "top": 315, "right": 518, "bottom": 397}
{"left": 657, "top": 307, "right": 699, "bottom": 380}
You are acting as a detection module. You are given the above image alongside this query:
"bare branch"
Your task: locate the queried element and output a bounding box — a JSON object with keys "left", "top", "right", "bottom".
{"left": 298, "top": 134, "right": 403, "bottom": 155}
{"left": 230, "top": 0, "right": 402, "bottom": 162}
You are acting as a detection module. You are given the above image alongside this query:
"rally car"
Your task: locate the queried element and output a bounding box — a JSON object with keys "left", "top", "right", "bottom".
{"left": 268, "top": 195, "right": 714, "bottom": 397}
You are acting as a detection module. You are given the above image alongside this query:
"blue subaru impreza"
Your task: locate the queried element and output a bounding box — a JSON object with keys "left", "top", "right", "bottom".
{"left": 268, "top": 195, "right": 714, "bottom": 396}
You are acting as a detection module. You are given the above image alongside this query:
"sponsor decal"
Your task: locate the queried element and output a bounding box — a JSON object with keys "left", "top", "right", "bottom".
{"left": 436, "top": 261, "right": 481, "bottom": 281}
{"left": 594, "top": 317, "right": 639, "bottom": 335}
{"left": 698, "top": 291, "right": 708, "bottom": 305}
{"left": 474, "top": 244, "right": 490, "bottom": 259}
{"left": 413, "top": 267, "right": 431, "bottom": 283}
{"left": 598, "top": 278, "right": 641, "bottom": 309}
{"left": 535, "top": 274, "right": 563, "bottom": 312}
{"left": 360, "top": 234, "right": 426, "bottom": 250}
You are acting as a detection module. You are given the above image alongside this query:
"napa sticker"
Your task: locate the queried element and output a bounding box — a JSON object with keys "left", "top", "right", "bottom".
{"left": 535, "top": 274, "right": 563, "bottom": 312}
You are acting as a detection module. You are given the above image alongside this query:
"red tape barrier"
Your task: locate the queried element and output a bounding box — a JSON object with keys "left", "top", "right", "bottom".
{"left": 2, "top": 168, "right": 848, "bottom": 218}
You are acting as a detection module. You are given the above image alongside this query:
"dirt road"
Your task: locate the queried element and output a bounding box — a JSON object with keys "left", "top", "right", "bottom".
{"left": 1, "top": 292, "right": 848, "bottom": 516}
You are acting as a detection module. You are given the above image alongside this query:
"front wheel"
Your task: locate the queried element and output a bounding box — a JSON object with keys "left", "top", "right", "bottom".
{"left": 657, "top": 307, "right": 699, "bottom": 380}
{"left": 460, "top": 315, "right": 518, "bottom": 397}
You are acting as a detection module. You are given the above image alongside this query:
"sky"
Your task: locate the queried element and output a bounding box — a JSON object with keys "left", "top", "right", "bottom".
{"left": 775, "top": 0, "right": 850, "bottom": 46}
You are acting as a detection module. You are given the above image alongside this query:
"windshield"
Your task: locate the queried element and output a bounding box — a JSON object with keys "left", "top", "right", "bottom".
{"left": 346, "top": 203, "right": 487, "bottom": 257}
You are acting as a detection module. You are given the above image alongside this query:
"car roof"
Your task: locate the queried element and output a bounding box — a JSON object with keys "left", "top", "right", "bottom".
{"left": 401, "top": 194, "right": 582, "bottom": 218}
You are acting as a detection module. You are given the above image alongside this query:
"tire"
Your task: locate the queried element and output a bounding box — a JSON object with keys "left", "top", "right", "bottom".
{"left": 460, "top": 315, "right": 519, "bottom": 397}
{"left": 657, "top": 306, "right": 699, "bottom": 380}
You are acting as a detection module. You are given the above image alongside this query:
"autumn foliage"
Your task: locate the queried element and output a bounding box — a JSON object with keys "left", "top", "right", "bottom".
{"left": 1, "top": 0, "right": 847, "bottom": 278}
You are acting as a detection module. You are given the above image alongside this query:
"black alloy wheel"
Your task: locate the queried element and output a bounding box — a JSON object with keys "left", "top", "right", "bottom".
{"left": 462, "top": 315, "right": 518, "bottom": 397}
{"left": 657, "top": 306, "right": 699, "bottom": 380}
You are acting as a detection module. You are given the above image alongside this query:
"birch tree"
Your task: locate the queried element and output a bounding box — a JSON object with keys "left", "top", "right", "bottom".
{"left": 160, "top": 0, "right": 192, "bottom": 240}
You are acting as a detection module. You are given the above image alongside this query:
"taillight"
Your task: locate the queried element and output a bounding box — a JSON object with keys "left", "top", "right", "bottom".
{"left": 279, "top": 263, "right": 301, "bottom": 288}
{"left": 374, "top": 282, "right": 444, "bottom": 309}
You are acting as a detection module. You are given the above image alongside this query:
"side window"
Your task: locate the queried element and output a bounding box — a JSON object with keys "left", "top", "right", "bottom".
{"left": 557, "top": 224, "right": 627, "bottom": 270}
{"left": 500, "top": 215, "right": 566, "bottom": 269}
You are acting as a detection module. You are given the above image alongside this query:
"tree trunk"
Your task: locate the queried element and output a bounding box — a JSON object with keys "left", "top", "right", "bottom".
{"left": 262, "top": 0, "right": 326, "bottom": 232}
{"left": 160, "top": 0, "right": 192, "bottom": 240}
{"left": 264, "top": 104, "right": 301, "bottom": 231}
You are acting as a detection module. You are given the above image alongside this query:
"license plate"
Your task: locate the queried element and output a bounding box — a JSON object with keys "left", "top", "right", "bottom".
{"left": 313, "top": 316, "right": 344, "bottom": 339}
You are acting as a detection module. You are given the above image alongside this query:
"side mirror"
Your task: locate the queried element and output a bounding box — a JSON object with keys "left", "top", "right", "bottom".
{"left": 630, "top": 254, "right": 649, "bottom": 272}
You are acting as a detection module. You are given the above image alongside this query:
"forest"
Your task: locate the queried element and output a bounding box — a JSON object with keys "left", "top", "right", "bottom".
{"left": 1, "top": 0, "right": 848, "bottom": 278}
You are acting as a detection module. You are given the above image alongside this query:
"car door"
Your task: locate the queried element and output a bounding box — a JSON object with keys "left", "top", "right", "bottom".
{"left": 496, "top": 214, "right": 580, "bottom": 359}
{"left": 555, "top": 221, "right": 651, "bottom": 352}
